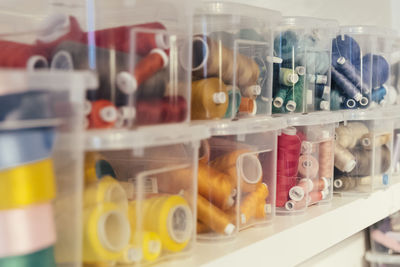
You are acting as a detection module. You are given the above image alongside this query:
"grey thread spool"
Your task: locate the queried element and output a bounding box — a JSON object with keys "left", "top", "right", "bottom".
{"left": 346, "top": 145, "right": 391, "bottom": 177}
{"left": 333, "top": 176, "right": 357, "bottom": 191}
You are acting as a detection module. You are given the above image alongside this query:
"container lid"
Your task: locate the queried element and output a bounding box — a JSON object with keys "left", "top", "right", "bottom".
{"left": 342, "top": 108, "right": 395, "bottom": 121}
{"left": 281, "top": 16, "right": 339, "bottom": 29}
{"left": 85, "top": 124, "right": 210, "bottom": 150}
{"left": 286, "top": 112, "right": 343, "bottom": 126}
{"left": 197, "top": 117, "right": 287, "bottom": 136}
{"left": 340, "top": 25, "right": 395, "bottom": 37}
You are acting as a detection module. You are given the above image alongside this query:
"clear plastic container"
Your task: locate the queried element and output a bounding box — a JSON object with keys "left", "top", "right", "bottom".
{"left": 84, "top": 124, "right": 209, "bottom": 265}
{"left": 191, "top": 2, "right": 281, "bottom": 120}
{"left": 389, "top": 33, "right": 400, "bottom": 106}
{"left": 272, "top": 17, "right": 338, "bottom": 114}
{"left": 196, "top": 117, "right": 285, "bottom": 241}
{"left": 0, "top": 0, "right": 193, "bottom": 128}
{"left": 331, "top": 26, "right": 393, "bottom": 110}
{"left": 276, "top": 112, "right": 342, "bottom": 215}
{"left": 333, "top": 110, "right": 393, "bottom": 195}
{"left": 0, "top": 70, "right": 95, "bottom": 267}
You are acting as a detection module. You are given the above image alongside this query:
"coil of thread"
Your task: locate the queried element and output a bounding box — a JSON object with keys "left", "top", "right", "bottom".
{"left": 319, "top": 139, "right": 334, "bottom": 179}
{"left": 297, "top": 154, "right": 319, "bottom": 179}
{"left": 335, "top": 122, "right": 369, "bottom": 149}
{"left": 238, "top": 183, "right": 269, "bottom": 225}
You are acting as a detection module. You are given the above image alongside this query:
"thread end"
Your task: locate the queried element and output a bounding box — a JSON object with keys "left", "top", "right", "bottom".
{"left": 117, "top": 72, "right": 137, "bottom": 94}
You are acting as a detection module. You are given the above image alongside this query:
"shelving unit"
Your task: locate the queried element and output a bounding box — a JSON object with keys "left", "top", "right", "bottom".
{"left": 162, "top": 182, "right": 400, "bottom": 267}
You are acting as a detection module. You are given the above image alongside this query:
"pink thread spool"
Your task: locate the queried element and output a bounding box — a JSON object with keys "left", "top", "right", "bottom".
{"left": 297, "top": 154, "right": 319, "bottom": 178}
{"left": 289, "top": 177, "right": 329, "bottom": 201}
{"left": 319, "top": 139, "right": 334, "bottom": 179}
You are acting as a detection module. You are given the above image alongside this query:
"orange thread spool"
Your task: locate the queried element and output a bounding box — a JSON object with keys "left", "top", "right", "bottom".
{"left": 198, "top": 162, "right": 235, "bottom": 210}
{"left": 199, "top": 140, "right": 210, "bottom": 164}
{"left": 255, "top": 201, "right": 268, "bottom": 219}
{"left": 88, "top": 100, "right": 118, "bottom": 129}
{"left": 318, "top": 139, "right": 334, "bottom": 179}
{"left": 239, "top": 183, "right": 269, "bottom": 224}
{"left": 196, "top": 194, "right": 235, "bottom": 236}
{"left": 238, "top": 97, "right": 256, "bottom": 115}
{"left": 197, "top": 221, "right": 211, "bottom": 234}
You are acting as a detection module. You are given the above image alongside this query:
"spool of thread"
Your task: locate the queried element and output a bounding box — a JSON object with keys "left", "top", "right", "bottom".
{"left": 199, "top": 140, "right": 211, "bottom": 164}
{"left": 84, "top": 152, "right": 116, "bottom": 184}
{"left": 284, "top": 197, "right": 309, "bottom": 211}
{"left": 333, "top": 176, "right": 357, "bottom": 191}
{"left": 308, "top": 190, "right": 328, "bottom": 205}
{"left": 334, "top": 143, "right": 356, "bottom": 173}
{"left": 88, "top": 99, "right": 118, "bottom": 129}
{"left": 331, "top": 67, "right": 362, "bottom": 101}
{"left": 238, "top": 97, "right": 257, "bottom": 115}
{"left": 0, "top": 203, "right": 55, "bottom": 258}
{"left": 274, "top": 31, "right": 298, "bottom": 61}
{"left": 336, "top": 122, "right": 369, "bottom": 149}
{"left": 319, "top": 139, "right": 334, "bottom": 179}
{"left": 347, "top": 145, "right": 391, "bottom": 176}
{"left": 308, "top": 74, "right": 328, "bottom": 85}
{"left": 331, "top": 34, "right": 361, "bottom": 68}
{"left": 330, "top": 89, "right": 345, "bottom": 110}
{"left": 239, "top": 183, "right": 269, "bottom": 225}
{"left": 297, "top": 155, "right": 319, "bottom": 178}
{"left": 240, "top": 85, "right": 261, "bottom": 99}
{"left": 0, "top": 159, "right": 55, "bottom": 210}
{"left": 361, "top": 133, "right": 390, "bottom": 150}
{"left": 335, "top": 57, "right": 370, "bottom": 95}
{"left": 315, "top": 84, "right": 330, "bottom": 99}
{"left": 287, "top": 74, "right": 305, "bottom": 113}
{"left": 197, "top": 162, "right": 235, "bottom": 210}
{"left": 210, "top": 150, "right": 263, "bottom": 193}
{"left": 274, "top": 88, "right": 288, "bottom": 108}
{"left": 191, "top": 78, "right": 228, "bottom": 120}
{"left": 120, "top": 231, "right": 162, "bottom": 264}
{"left": 83, "top": 203, "right": 131, "bottom": 262}
{"left": 0, "top": 246, "right": 55, "bottom": 267}
{"left": 0, "top": 40, "right": 48, "bottom": 69}
{"left": 192, "top": 35, "right": 260, "bottom": 89}
{"left": 362, "top": 54, "right": 389, "bottom": 89}
{"left": 279, "top": 68, "right": 299, "bottom": 86}
{"left": 135, "top": 231, "right": 162, "bottom": 262}
{"left": 197, "top": 220, "right": 211, "bottom": 234}
{"left": 196, "top": 194, "right": 235, "bottom": 236}
{"left": 224, "top": 86, "right": 241, "bottom": 118}
{"left": 289, "top": 178, "right": 329, "bottom": 202}
{"left": 372, "top": 86, "right": 387, "bottom": 104}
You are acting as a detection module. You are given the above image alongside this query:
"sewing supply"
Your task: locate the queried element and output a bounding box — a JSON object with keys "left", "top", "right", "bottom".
{"left": 279, "top": 68, "right": 299, "bottom": 86}
{"left": 197, "top": 162, "right": 235, "bottom": 210}
{"left": 197, "top": 221, "right": 211, "bottom": 234}
{"left": 284, "top": 197, "right": 309, "bottom": 211}
{"left": 287, "top": 73, "right": 305, "bottom": 113}
{"left": 122, "top": 231, "right": 162, "bottom": 263}
{"left": 196, "top": 194, "right": 235, "bottom": 236}
{"left": 0, "top": 246, "right": 56, "bottom": 267}
{"left": 335, "top": 57, "right": 370, "bottom": 95}
{"left": 238, "top": 97, "right": 257, "bottom": 115}
{"left": 88, "top": 99, "right": 118, "bottom": 129}
{"left": 315, "top": 84, "right": 330, "bottom": 100}
{"left": 331, "top": 67, "right": 362, "bottom": 102}
{"left": 333, "top": 176, "right": 357, "bottom": 191}
{"left": 319, "top": 139, "right": 334, "bottom": 179}
{"left": 274, "top": 30, "right": 298, "bottom": 61}
{"left": 83, "top": 203, "right": 131, "bottom": 262}
{"left": 210, "top": 150, "right": 263, "bottom": 193}
{"left": 0, "top": 203, "right": 55, "bottom": 258}
{"left": 300, "top": 50, "right": 330, "bottom": 75}
{"left": 137, "top": 231, "right": 162, "bottom": 262}
{"left": 129, "top": 195, "right": 192, "bottom": 252}
{"left": 308, "top": 190, "right": 328, "bottom": 205}
{"left": 224, "top": 86, "right": 241, "bottom": 118}
{"left": 361, "top": 133, "right": 390, "bottom": 150}
{"left": 284, "top": 88, "right": 297, "bottom": 112}
{"left": 191, "top": 78, "right": 228, "bottom": 120}
{"left": 0, "top": 40, "right": 48, "bottom": 69}
{"left": 297, "top": 154, "right": 319, "bottom": 178}
{"left": 192, "top": 35, "right": 260, "bottom": 89}
{"left": 273, "top": 88, "right": 288, "bottom": 108}
{"left": 347, "top": 145, "right": 391, "bottom": 177}
{"left": 308, "top": 74, "right": 328, "bottom": 85}
{"left": 84, "top": 176, "right": 128, "bottom": 211}
{"left": 84, "top": 152, "right": 116, "bottom": 184}
{"left": 331, "top": 34, "right": 361, "bottom": 68}
{"left": 239, "top": 183, "right": 269, "bottom": 225}
{"left": 362, "top": 54, "right": 389, "bottom": 89}
{"left": 371, "top": 85, "right": 387, "bottom": 104}
{"left": 240, "top": 85, "right": 261, "bottom": 99}
{"left": 289, "top": 178, "right": 329, "bottom": 202}
{"left": 334, "top": 143, "right": 356, "bottom": 173}
{"left": 335, "top": 122, "right": 369, "bottom": 149}
{"left": 0, "top": 159, "right": 55, "bottom": 210}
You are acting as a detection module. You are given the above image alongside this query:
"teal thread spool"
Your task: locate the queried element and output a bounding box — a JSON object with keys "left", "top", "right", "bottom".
{"left": 279, "top": 68, "right": 299, "bottom": 86}
{"left": 224, "top": 88, "right": 241, "bottom": 118}
{"left": 273, "top": 88, "right": 288, "bottom": 108}
{"left": 0, "top": 246, "right": 56, "bottom": 267}
{"left": 285, "top": 74, "right": 304, "bottom": 113}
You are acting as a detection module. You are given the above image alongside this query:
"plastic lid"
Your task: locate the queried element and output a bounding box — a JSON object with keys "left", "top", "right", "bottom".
{"left": 85, "top": 124, "right": 210, "bottom": 150}
{"left": 340, "top": 25, "right": 396, "bottom": 37}
{"left": 281, "top": 16, "right": 339, "bottom": 29}
{"left": 286, "top": 112, "right": 343, "bottom": 126}
{"left": 342, "top": 108, "right": 395, "bottom": 121}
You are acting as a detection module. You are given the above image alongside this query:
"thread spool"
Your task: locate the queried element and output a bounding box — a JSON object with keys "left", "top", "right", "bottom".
{"left": 224, "top": 86, "right": 241, "bottom": 118}
{"left": 286, "top": 74, "right": 305, "bottom": 113}
{"left": 362, "top": 54, "right": 389, "bottom": 89}
{"left": 297, "top": 155, "right": 319, "bottom": 178}
{"left": 284, "top": 88, "right": 297, "bottom": 113}
{"left": 347, "top": 145, "right": 391, "bottom": 177}
{"left": 0, "top": 246, "right": 55, "bottom": 267}
{"left": 330, "top": 89, "right": 345, "bottom": 110}
{"left": 308, "top": 74, "right": 328, "bottom": 85}
{"left": 308, "top": 190, "right": 328, "bottom": 205}
{"left": 210, "top": 150, "right": 263, "bottom": 193}
{"left": 88, "top": 99, "right": 118, "bottom": 129}
{"left": 319, "top": 139, "right": 334, "bottom": 179}
{"left": 238, "top": 97, "right": 257, "bottom": 115}
{"left": 279, "top": 68, "right": 299, "bottom": 86}
{"left": 336, "top": 122, "right": 369, "bottom": 149}
{"left": 289, "top": 178, "right": 329, "bottom": 202}
{"left": 191, "top": 78, "right": 228, "bottom": 120}
{"left": 335, "top": 57, "right": 370, "bottom": 95}
{"left": 197, "top": 220, "right": 211, "bottom": 234}
{"left": 239, "top": 183, "right": 269, "bottom": 225}
{"left": 331, "top": 67, "right": 362, "bottom": 101}
{"left": 274, "top": 30, "right": 298, "bottom": 61}
{"left": 331, "top": 34, "right": 361, "bottom": 68}
{"left": 120, "top": 231, "right": 162, "bottom": 263}
{"left": 273, "top": 88, "right": 288, "bottom": 108}
{"left": 84, "top": 152, "right": 116, "bottom": 184}
{"left": 0, "top": 40, "right": 48, "bottom": 69}
{"left": 333, "top": 176, "right": 357, "bottom": 191}
{"left": 284, "top": 197, "right": 309, "bottom": 211}
{"left": 361, "top": 133, "right": 390, "bottom": 150}
{"left": 192, "top": 35, "right": 260, "bottom": 89}
{"left": 334, "top": 143, "right": 356, "bottom": 173}
{"left": 315, "top": 84, "right": 330, "bottom": 99}
{"left": 372, "top": 86, "right": 387, "bottom": 104}
{"left": 241, "top": 85, "right": 261, "bottom": 99}
{"left": 196, "top": 194, "right": 235, "bottom": 236}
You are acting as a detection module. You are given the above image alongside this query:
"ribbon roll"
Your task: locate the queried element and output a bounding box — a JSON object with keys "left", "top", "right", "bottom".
{"left": 0, "top": 127, "right": 55, "bottom": 171}
{"left": 0, "top": 246, "right": 55, "bottom": 267}
{"left": 84, "top": 152, "right": 116, "bottom": 185}
{"left": 0, "top": 203, "right": 55, "bottom": 257}
{"left": 0, "top": 159, "right": 55, "bottom": 210}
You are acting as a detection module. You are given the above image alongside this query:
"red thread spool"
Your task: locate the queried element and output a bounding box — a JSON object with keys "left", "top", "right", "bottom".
{"left": 276, "top": 127, "right": 302, "bottom": 207}
{"left": 88, "top": 99, "right": 118, "bottom": 129}
{"left": 0, "top": 40, "right": 48, "bottom": 69}
{"left": 117, "top": 48, "right": 169, "bottom": 94}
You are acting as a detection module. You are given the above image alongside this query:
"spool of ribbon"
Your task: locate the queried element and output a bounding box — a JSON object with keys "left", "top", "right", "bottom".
{"left": 84, "top": 152, "right": 116, "bottom": 185}
{"left": 0, "top": 203, "right": 55, "bottom": 258}
{"left": 0, "top": 159, "right": 55, "bottom": 210}
{"left": 0, "top": 127, "right": 55, "bottom": 170}
{"left": 0, "top": 246, "right": 55, "bottom": 267}
{"left": 83, "top": 203, "right": 131, "bottom": 262}
{"left": 0, "top": 40, "right": 48, "bottom": 69}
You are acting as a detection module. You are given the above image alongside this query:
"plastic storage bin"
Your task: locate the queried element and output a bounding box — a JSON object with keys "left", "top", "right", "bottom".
{"left": 0, "top": 70, "right": 95, "bottom": 267}
{"left": 196, "top": 118, "right": 284, "bottom": 241}
{"left": 191, "top": 2, "right": 281, "bottom": 120}
{"left": 0, "top": 0, "right": 193, "bottom": 129}
{"left": 330, "top": 26, "right": 393, "bottom": 110}
{"left": 276, "top": 112, "right": 341, "bottom": 214}
{"left": 333, "top": 110, "right": 393, "bottom": 195}
{"left": 84, "top": 124, "right": 209, "bottom": 265}
{"left": 272, "top": 17, "right": 338, "bottom": 114}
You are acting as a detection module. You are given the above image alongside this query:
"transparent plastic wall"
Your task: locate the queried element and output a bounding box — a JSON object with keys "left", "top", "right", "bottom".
{"left": 0, "top": 0, "right": 193, "bottom": 129}
{"left": 196, "top": 118, "right": 282, "bottom": 241}
{"left": 393, "top": 120, "right": 400, "bottom": 177}
{"left": 0, "top": 70, "right": 95, "bottom": 267}
{"left": 333, "top": 111, "right": 393, "bottom": 195}
{"left": 83, "top": 125, "right": 208, "bottom": 265}
{"left": 330, "top": 26, "right": 393, "bottom": 110}
{"left": 276, "top": 113, "right": 340, "bottom": 215}
{"left": 191, "top": 2, "right": 281, "bottom": 120}
{"left": 272, "top": 17, "right": 338, "bottom": 114}
{"left": 389, "top": 35, "right": 400, "bottom": 106}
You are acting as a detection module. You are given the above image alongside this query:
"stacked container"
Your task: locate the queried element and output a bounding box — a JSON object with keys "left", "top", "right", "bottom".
{"left": 272, "top": 17, "right": 338, "bottom": 114}
{"left": 330, "top": 26, "right": 393, "bottom": 110}
{"left": 333, "top": 110, "right": 393, "bottom": 195}
{"left": 195, "top": 118, "right": 284, "bottom": 240}
{"left": 191, "top": 2, "right": 281, "bottom": 120}
{"left": 0, "top": 70, "right": 95, "bottom": 267}
{"left": 276, "top": 112, "right": 341, "bottom": 214}
{"left": 84, "top": 125, "right": 209, "bottom": 265}
{"left": 389, "top": 33, "right": 400, "bottom": 106}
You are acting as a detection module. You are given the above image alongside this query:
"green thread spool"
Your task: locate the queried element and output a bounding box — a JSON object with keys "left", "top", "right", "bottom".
{"left": 273, "top": 88, "right": 288, "bottom": 108}
{"left": 224, "top": 88, "right": 241, "bottom": 118}
{"left": 0, "top": 246, "right": 56, "bottom": 267}
{"left": 279, "top": 68, "right": 299, "bottom": 86}
{"left": 284, "top": 75, "right": 304, "bottom": 113}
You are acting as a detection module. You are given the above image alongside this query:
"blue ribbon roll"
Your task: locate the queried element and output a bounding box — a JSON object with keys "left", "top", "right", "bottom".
{"left": 0, "top": 246, "right": 55, "bottom": 267}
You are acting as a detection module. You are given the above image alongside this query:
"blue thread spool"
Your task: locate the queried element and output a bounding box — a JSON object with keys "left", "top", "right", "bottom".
{"left": 362, "top": 54, "right": 389, "bottom": 89}
{"left": 274, "top": 30, "right": 298, "bottom": 61}
{"left": 224, "top": 89, "right": 241, "bottom": 118}
{"left": 344, "top": 98, "right": 357, "bottom": 109}
{"left": 330, "top": 89, "right": 344, "bottom": 110}
{"left": 315, "top": 84, "right": 330, "bottom": 99}
{"left": 331, "top": 66, "right": 362, "bottom": 101}
{"left": 335, "top": 57, "right": 370, "bottom": 95}
{"left": 359, "top": 96, "right": 370, "bottom": 108}
{"left": 331, "top": 34, "right": 361, "bottom": 69}
{"left": 372, "top": 86, "right": 387, "bottom": 104}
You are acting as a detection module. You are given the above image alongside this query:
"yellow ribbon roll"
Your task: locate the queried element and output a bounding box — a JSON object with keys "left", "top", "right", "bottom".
{"left": 83, "top": 203, "right": 131, "bottom": 262}
{"left": 84, "top": 152, "right": 115, "bottom": 185}
{"left": 0, "top": 159, "right": 55, "bottom": 210}
{"left": 129, "top": 195, "right": 193, "bottom": 253}
{"left": 119, "top": 231, "right": 162, "bottom": 264}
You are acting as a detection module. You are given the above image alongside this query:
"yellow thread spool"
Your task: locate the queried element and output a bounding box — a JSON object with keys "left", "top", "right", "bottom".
{"left": 0, "top": 159, "right": 55, "bottom": 210}
{"left": 129, "top": 195, "right": 193, "bottom": 253}
{"left": 83, "top": 203, "right": 131, "bottom": 262}
{"left": 141, "top": 231, "right": 162, "bottom": 262}
{"left": 239, "top": 183, "right": 269, "bottom": 224}
{"left": 84, "top": 176, "right": 128, "bottom": 211}
{"left": 191, "top": 78, "right": 228, "bottom": 120}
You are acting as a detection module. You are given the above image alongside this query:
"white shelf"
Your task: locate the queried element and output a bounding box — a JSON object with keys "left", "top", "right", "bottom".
{"left": 165, "top": 182, "right": 400, "bottom": 267}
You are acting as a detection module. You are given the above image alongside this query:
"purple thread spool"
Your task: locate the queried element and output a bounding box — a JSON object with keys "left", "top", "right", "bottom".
{"left": 335, "top": 57, "right": 370, "bottom": 95}
{"left": 331, "top": 66, "right": 362, "bottom": 102}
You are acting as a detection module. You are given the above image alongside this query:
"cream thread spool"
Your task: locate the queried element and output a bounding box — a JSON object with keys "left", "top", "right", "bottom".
{"left": 241, "top": 85, "right": 261, "bottom": 99}
{"left": 334, "top": 143, "right": 356, "bottom": 173}
{"left": 335, "top": 122, "right": 369, "bottom": 149}
{"left": 361, "top": 133, "right": 390, "bottom": 150}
